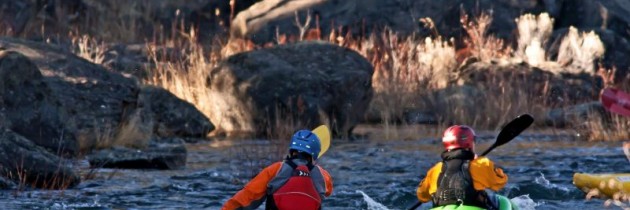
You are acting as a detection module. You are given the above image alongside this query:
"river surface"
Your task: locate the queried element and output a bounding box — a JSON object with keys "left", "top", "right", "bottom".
{"left": 0, "top": 127, "right": 628, "bottom": 210}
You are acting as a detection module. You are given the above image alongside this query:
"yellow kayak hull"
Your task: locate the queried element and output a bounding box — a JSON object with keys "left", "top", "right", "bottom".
{"left": 573, "top": 173, "right": 630, "bottom": 199}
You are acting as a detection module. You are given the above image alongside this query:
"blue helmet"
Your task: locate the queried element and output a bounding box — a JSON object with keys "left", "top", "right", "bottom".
{"left": 289, "top": 130, "right": 321, "bottom": 160}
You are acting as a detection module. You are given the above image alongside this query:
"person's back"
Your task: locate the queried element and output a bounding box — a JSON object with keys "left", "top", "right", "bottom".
{"left": 416, "top": 125, "right": 507, "bottom": 209}
{"left": 222, "top": 129, "right": 333, "bottom": 210}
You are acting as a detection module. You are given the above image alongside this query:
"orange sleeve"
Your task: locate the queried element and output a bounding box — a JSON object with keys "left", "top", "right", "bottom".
{"left": 318, "top": 166, "right": 334, "bottom": 197}
{"left": 222, "top": 162, "right": 282, "bottom": 210}
{"left": 469, "top": 157, "right": 508, "bottom": 191}
{"left": 417, "top": 163, "right": 442, "bottom": 203}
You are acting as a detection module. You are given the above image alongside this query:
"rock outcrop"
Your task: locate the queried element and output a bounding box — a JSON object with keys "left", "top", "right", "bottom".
{"left": 0, "top": 128, "right": 79, "bottom": 189}
{"left": 207, "top": 41, "right": 374, "bottom": 138}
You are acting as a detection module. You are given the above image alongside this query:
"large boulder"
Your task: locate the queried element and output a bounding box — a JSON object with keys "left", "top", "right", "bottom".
{"left": 232, "top": 0, "right": 547, "bottom": 44}
{"left": 0, "top": 128, "right": 79, "bottom": 189}
{"left": 139, "top": 86, "right": 214, "bottom": 138}
{"left": 0, "top": 50, "right": 77, "bottom": 156}
{"left": 0, "top": 37, "right": 143, "bottom": 152}
{"left": 0, "top": 37, "right": 213, "bottom": 153}
{"left": 457, "top": 62, "right": 602, "bottom": 106}
{"left": 206, "top": 41, "right": 373, "bottom": 138}
{"left": 87, "top": 138, "right": 187, "bottom": 170}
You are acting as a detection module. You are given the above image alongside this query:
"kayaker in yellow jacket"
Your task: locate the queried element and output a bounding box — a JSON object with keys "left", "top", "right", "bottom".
{"left": 417, "top": 125, "right": 508, "bottom": 209}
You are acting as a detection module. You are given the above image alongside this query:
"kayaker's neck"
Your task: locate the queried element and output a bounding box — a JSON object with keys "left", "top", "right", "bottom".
{"left": 441, "top": 149, "right": 476, "bottom": 160}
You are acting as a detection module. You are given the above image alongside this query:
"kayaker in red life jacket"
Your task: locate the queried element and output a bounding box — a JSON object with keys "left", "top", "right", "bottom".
{"left": 222, "top": 130, "right": 333, "bottom": 210}
{"left": 416, "top": 125, "right": 508, "bottom": 209}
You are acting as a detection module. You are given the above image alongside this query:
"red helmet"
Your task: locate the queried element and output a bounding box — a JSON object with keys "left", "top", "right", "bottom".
{"left": 442, "top": 125, "right": 476, "bottom": 150}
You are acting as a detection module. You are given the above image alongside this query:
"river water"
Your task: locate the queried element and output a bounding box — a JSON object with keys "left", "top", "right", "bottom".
{"left": 0, "top": 128, "right": 628, "bottom": 210}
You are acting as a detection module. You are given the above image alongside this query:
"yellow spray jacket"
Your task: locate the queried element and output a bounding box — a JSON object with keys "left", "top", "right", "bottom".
{"left": 416, "top": 156, "right": 507, "bottom": 203}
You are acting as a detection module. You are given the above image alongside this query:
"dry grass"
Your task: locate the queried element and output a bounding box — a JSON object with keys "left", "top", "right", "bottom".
{"left": 459, "top": 11, "right": 512, "bottom": 62}
{"left": 582, "top": 112, "right": 630, "bottom": 141}
{"left": 71, "top": 34, "right": 106, "bottom": 64}
{"left": 515, "top": 13, "right": 554, "bottom": 66}
{"left": 143, "top": 27, "right": 228, "bottom": 135}
{"left": 133, "top": 11, "right": 611, "bottom": 140}
{"left": 112, "top": 111, "right": 152, "bottom": 149}
{"left": 9, "top": 2, "right": 619, "bottom": 141}
{"left": 556, "top": 27, "right": 606, "bottom": 75}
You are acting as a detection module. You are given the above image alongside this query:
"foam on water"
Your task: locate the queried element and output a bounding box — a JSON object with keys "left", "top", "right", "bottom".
{"left": 357, "top": 190, "right": 392, "bottom": 210}
{"left": 510, "top": 194, "right": 542, "bottom": 210}
{"left": 534, "top": 172, "right": 570, "bottom": 192}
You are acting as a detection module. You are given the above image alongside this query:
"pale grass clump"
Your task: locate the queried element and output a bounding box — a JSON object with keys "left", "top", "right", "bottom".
{"left": 515, "top": 13, "right": 554, "bottom": 66}
{"left": 557, "top": 26, "right": 605, "bottom": 74}
{"left": 417, "top": 37, "right": 458, "bottom": 89}
{"left": 70, "top": 34, "right": 107, "bottom": 64}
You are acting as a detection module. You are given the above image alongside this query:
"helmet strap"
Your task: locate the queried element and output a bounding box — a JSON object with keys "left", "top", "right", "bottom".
{"left": 285, "top": 152, "right": 315, "bottom": 170}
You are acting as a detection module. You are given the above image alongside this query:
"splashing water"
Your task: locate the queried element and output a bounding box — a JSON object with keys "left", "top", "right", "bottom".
{"left": 510, "top": 194, "right": 542, "bottom": 210}
{"left": 534, "top": 172, "right": 570, "bottom": 192}
{"left": 357, "top": 190, "right": 391, "bottom": 210}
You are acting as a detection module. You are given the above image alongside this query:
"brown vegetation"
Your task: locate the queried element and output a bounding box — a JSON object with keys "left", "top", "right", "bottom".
{"left": 2, "top": 1, "right": 628, "bottom": 143}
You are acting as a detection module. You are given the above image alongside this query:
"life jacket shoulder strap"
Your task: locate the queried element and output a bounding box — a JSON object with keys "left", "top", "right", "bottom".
{"left": 461, "top": 160, "right": 472, "bottom": 185}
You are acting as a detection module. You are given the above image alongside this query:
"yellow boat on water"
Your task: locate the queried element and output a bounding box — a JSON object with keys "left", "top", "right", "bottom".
{"left": 573, "top": 173, "right": 630, "bottom": 199}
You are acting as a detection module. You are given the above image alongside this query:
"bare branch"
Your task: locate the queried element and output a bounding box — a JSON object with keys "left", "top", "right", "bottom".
{"left": 229, "top": 0, "right": 327, "bottom": 40}
{"left": 294, "top": 10, "right": 312, "bottom": 41}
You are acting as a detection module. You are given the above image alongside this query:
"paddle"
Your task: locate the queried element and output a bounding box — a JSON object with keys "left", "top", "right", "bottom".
{"left": 407, "top": 114, "right": 534, "bottom": 210}
{"left": 312, "top": 125, "right": 331, "bottom": 158}
{"left": 480, "top": 114, "right": 534, "bottom": 156}
{"left": 600, "top": 87, "right": 630, "bottom": 117}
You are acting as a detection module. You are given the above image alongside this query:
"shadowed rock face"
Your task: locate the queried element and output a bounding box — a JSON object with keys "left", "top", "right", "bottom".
{"left": 139, "top": 86, "right": 214, "bottom": 139}
{"left": 0, "top": 128, "right": 79, "bottom": 189}
{"left": 207, "top": 41, "right": 373, "bottom": 138}
{"left": 0, "top": 50, "right": 77, "bottom": 156}
{"left": 0, "top": 37, "right": 214, "bottom": 154}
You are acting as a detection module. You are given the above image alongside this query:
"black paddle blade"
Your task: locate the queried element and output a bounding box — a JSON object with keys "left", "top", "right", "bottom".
{"left": 496, "top": 114, "right": 534, "bottom": 145}
{"left": 480, "top": 114, "right": 534, "bottom": 156}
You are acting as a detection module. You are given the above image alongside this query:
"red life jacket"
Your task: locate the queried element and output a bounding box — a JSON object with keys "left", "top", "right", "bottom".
{"left": 267, "top": 159, "right": 322, "bottom": 210}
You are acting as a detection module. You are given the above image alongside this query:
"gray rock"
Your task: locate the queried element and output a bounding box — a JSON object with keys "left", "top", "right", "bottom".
{"left": 457, "top": 62, "right": 602, "bottom": 106}
{"left": 0, "top": 37, "right": 213, "bottom": 153}
{"left": 0, "top": 50, "right": 77, "bottom": 156}
{"left": 0, "top": 128, "right": 79, "bottom": 189}
{"left": 0, "top": 37, "right": 141, "bottom": 153}
{"left": 206, "top": 41, "right": 373, "bottom": 138}
{"left": 238, "top": 0, "right": 546, "bottom": 44}
{"left": 140, "top": 86, "right": 214, "bottom": 139}
{"left": 88, "top": 138, "right": 187, "bottom": 170}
